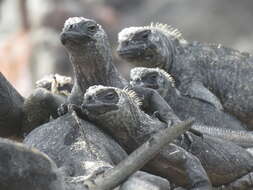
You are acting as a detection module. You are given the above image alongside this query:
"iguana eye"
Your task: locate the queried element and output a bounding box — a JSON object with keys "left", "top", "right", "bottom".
{"left": 105, "top": 92, "right": 116, "bottom": 100}
{"left": 150, "top": 74, "right": 157, "bottom": 80}
{"left": 87, "top": 25, "right": 97, "bottom": 33}
{"left": 69, "top": 24, "right": 74, "bottom": 30}
{"left": 141, "top": 31, "right": 150, "bottom": 39}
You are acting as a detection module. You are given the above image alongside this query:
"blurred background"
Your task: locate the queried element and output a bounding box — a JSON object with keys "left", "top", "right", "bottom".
{"left": 1, "top": 0, "right": 253, "bottom": 96}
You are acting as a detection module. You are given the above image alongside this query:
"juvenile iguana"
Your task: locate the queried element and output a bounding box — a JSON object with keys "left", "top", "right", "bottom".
{"left": 129, "top": 67, "right": 253, "bottom": 148}
{"left": 60, "top": 17, "right": 126, "bottom": 107}
{"left": 117, "top": 23, "right": 253, "bottom": 130}
{"left": 81, "top": 85, "right": 253, "bottom": 189}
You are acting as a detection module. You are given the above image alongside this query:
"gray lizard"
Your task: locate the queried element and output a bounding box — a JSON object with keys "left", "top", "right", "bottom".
{"left": 81, "top": 85, "right": 253, "bottom": 189}
{"left": 60, "top": 17, "right": 127, "bottom": 107}
{"left": 129, "top": 67, "right": 253, "bottom": 148}
{"left": 117, "top": 23, "right": 253, "bottom": 130}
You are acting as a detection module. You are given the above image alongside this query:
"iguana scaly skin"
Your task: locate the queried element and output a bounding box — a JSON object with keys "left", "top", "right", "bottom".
{"left": 81, "top": 85, "right": 253, "bottom": 189}
{"left": 117, "top": 23, "right": 253, "bottom": 130}
{"left": 129, "top": 67, "right": 253, "bottom": 148}
{"left": 60, "top": 17, "right": 127, "bottom": 106}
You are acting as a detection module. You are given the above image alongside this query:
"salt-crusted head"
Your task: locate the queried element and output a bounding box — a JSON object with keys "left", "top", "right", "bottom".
{"left": 130, "top": 67, "right": 175, "bottom": 98}
{"left": 60, "top": 17, "right": 110, "bottom": 55}
{"left": 117, "top": 23, "right": 186, "bottom": 71}
{"left": 81, "top": 85, "right": 142, "bottom": 127}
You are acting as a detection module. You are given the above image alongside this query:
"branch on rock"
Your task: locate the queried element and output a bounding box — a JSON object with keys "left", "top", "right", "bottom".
{"left": 85, "top": 118, "right": 195, "bottom": 190}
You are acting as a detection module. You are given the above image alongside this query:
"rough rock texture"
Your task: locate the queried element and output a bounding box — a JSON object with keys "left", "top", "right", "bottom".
{"left": 0, "top": 138, "right": 64, "bottom": 190}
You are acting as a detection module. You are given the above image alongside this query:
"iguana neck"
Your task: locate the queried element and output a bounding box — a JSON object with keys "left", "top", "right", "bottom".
{"left": 159, "top": 34, "right": 186, "bottom": 72}
{"left": 96, "top": 103, "right": 166, "bottom": 153}
{"left": 164, "top": 87, "right": 181, "bottom": 103}
{"left": 70, "top": 49, "right": 124, "bottom": 93}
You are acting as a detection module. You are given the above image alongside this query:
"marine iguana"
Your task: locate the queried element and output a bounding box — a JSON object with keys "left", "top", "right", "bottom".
{"left": 129, "top": 67, "right": 253, "bottom": 148}
{"left": 60, "top": 17, "right": 126, "bottom": 107}
{"left": 117, "top": 23, "right": 253, "bottom": 129}
{"left": 81, "top": 85, "right": 253, "bottom": 189}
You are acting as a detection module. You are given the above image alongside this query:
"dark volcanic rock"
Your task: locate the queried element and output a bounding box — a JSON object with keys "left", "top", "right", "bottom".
{"left": 0, "top": 138, "right": 64, "bottom": 190}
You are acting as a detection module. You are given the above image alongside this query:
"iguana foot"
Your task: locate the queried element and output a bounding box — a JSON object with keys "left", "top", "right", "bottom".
{"left": 57, "top": 103, "right": 68, "bottom": 116}
{"left": 216, "top": 172, "right": 253, "bottom": 190}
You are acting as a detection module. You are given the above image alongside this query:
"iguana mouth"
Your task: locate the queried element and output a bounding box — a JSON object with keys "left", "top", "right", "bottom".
{"left": 81, "top": 103, "right": 118, "bottom": 116}
{"left": 132, "top": 82, "right": 159, "bottom": 90}
{"left": 143, "top": 84, "right": 159, "bottom": 89}
{"left": 117, "top": 45, "right": 155, "bottom": 61}
{"left": 117, "top": 44, "right": 147, "bottom": 58}
{"left": 60, "top": 31, "right": 95, "bottom": 45}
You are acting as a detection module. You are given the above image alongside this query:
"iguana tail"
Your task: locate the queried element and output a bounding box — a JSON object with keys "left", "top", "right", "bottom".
{"left": 193, "top": 124, "right": 253, "bottom": 148}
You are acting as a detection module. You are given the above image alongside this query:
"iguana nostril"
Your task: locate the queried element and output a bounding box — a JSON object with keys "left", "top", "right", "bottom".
{"left": 69, "top": 24, "right": 74, "bottom": 30}
{"left": 60, "top": 33, "right": 67, "bottom": 45}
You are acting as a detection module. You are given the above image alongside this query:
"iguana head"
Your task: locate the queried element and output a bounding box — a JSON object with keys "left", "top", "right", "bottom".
{"left": 81, "top": 85, "right": 142, "bottom": 129}
{"left": 36, "top": 74, "right": 73, "bottom": 96}
{"left": 117, "top": 23, "right": 185, "bottom": 70}
{"left": 130, "top": 67, "right": 175, "bottom": 98}
{"left": 60, "top": 17, "right": 110, "bottom": 55}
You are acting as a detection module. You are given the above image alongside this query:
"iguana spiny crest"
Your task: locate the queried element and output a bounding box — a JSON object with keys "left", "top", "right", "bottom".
{"left": 118, "top": 23, "right": 185, "bottom": 44}
{"left": 130, "top": 67, "right": 175, "bottom": 98}
{"left": 117, "top": 23, "right": 186, "bottom": 70}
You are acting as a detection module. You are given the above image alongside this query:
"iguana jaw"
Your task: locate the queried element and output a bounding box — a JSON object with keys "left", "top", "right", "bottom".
{"left": 117, "top": 43, "right": 155, "bottom": 60}
{"left": 81, "top": 102, "right": 118, "bottom": 117}
{"left": 60, "top": 31, "right": 95, "bottom": 46}
{"left": 117, "top": 41, "right": 158, "bottom": 67}
{"left": 130, "top": 80, "right": 159, "bottom": 90}
{"left": 130, "top": 67, "right": 171, "bottom": 98}
{"left": 81, "top": 86, "right": 120, "bottom": 119}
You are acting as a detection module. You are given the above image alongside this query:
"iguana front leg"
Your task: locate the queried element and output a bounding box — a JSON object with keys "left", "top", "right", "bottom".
{"left": 183, "top": 81, "right": 223, "bottom": 111}
{"left": 161, "top": 143, "right": 212, "bottom": 190}
{"left": 132, "top": 86, "right": 203, "bottom": 139}
{"left": 215, "top": 172, "right": 253, "bottom": 190}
